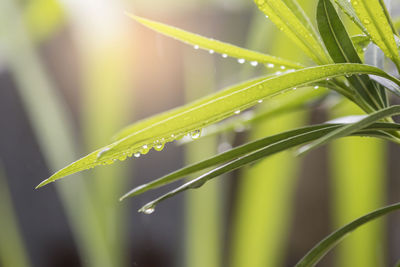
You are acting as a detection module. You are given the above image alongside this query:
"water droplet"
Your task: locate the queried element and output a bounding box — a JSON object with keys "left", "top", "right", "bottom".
{"left": 250, "top": 61, "right": 258, "bottom": 66}
{"left": 209, "top": 49, "right": 215, "bottom": 54}
{"left": 280, "top": 66, "right": 286, "bottom": 70}
{"left": 222, "top": 53, "right": 228, "bottom": 58}
{"left": 258, "top": 99, "right": 263, "bottom": 103}
{"left": 314, "top": 85, "right": 319, "bottom": 89}
{"left": 326, "top": 78, "right": 330, "bottom": 81}
{"left": 194, "top": 45, "right": 199, "bottom": 50}
{"left": 237, "top": 58, "right": 245, "bottom": 64}
{"left": 267, "top": 63, "right": 275, "bottom": 68}
{"left": 275, "top": 71, "right": 282, "bottom": 75}
{"left": 234, "top": 110, "right": 241, "bottom": 114}
{"left": 97, "top": 147, "right": 110, "bottom": 158}
{"left": 293, "top": 87, "right": 297, "bottom": 90}
{"left": 154, "top": 141, "right": 165, "bottom": 151}
{"left": 362, "top": 47, "right": 367, "bottom": 51}
{"left": 140, "top": 144, "right": 150, "bottom": 155}
{"left": 134, "top": 152, "right": 141, "bottom": 158}
{"left": 141, "top": 206, "right": 155, "bottom": 214}
{"left": 190, "top": 129, "right": 201, "bottom": 140}
{"left": 265, "top": 15, "right": 269, "bottom": 18}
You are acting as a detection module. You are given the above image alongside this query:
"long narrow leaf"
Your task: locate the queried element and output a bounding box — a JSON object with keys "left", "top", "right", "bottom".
{"left": 317, "top": 0, "right": 385, "bottom": 110}
{"left": 298, "top": 105, "right": 400, "bottom": 155}
{"left": 127, "top": 14, "right": 303, "bottom": 69}
{"left": 351, "top": 0, "right": 400, "bottom": 69}
{"left": 121, "top": 122, "right": 400, "bottom": 202}
{"left": 36, "top": 63, "right": 400, "bottom": 188}
{"left": 295, "top": 202, "right": 400, "bottom": 266}
{"left": 254, "top": 0, "right": 329, "bottom": 64}
{"left": 136, "top": 124, "right": 398, "bottom": 212}
{"left": 335, "top": 0, "right": 368, "bottom": 35}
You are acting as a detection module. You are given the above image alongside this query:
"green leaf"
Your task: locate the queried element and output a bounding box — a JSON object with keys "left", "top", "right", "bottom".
{"left": 317, "top": 0, "right": 385, "bottom": 111}
{"left": 182, "top": 87, "right": 329, "bottom": 141}
{"left": 134, "top": 122, "right": 400, "bottom": 211}
{"left": 298, "top": 105, "right": 400, "bottom": 155}
{"left": 351, "top": 34, "right": 371, "bottom": 53}
{"left": 254, "top": 0, "right": 329, "bottom": 64}
{"left": 334, "top": 0, "right": 369, "bottom": 35}
{"left": 121, "top": 122, "right": 400, "bottom": 201}
{"left": 351, "top": 0, "right": 400, "bottom": 69}
{"left": 127, "top": 14, "right": 303, "bottom": 70}
{"left": 295, "top": 202, "right": 400, "bottom": 266}
{"left": 36, "top": 63, "right": 400, "bottom": 189}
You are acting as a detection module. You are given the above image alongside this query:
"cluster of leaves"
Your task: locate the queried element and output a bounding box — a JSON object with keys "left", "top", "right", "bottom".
{"left": 37, "top": 0, "right": 400, "bottom": 265}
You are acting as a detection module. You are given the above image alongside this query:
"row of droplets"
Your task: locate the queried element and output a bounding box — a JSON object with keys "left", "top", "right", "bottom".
{"left": 193, "top": 44, "right": 291, "bottom": 70}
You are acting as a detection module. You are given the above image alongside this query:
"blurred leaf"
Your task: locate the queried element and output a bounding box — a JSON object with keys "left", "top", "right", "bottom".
{"left": 297, "top": 105, "right": 400, "bottom": 155}
{"left": 24, "top": 0, "right": 64, "bottom": 42}
{"left": 0, "top": 166, "right": 31, "bottom": 267}
{"left": 36, "top": 63, "right": 400, "bottom": 188}
{"left": 295, "top": 202, "right": 400, "bottom": 267}
{"left": 120, "top": 122, "right": 400, "bottom": 201}
{"left": 127, "top": 14, "right": 304, "bottom": 69}
{"left": 254, "top": 0, "right": 329, "bottom": 64}
{"left": 317, "top": 0, "right": 385, "bottom": 110}
{"left": 351, "top": 0, "right": 400, "bottom": 69}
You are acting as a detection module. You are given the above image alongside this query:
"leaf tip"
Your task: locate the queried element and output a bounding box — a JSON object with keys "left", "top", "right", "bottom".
{"left": 35, "top": 178, "right": 52, "bottom": 189}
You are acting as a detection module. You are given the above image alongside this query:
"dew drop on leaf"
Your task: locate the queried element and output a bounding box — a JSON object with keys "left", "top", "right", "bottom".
{"left": 190, "top": 129, "right": 202, "bottom": 140}
{"left": 154, "top": 141, "right": 165, "bottom": 151}
{"left": 209, "top": 49, "right": 215, "bottom": 54}
{"left": 237, "top": 58, "right": 245, "bottom": 64}
{"left": 134, "top": 152, "right": 141, "bottom": 158}
{"left": 250, "top": 61, "right": 258, "bottom": 66}
{"left": 193, "top": 45, "right": 199, "bottom": 50}
{"left": 221, "top": 53, "right": 228, "bottom": 58}
{"left": 235, "top": 110, "right": 241, "bottom": 114}
{"left": 267, "top": 63, "right": 275, "bottom": 68}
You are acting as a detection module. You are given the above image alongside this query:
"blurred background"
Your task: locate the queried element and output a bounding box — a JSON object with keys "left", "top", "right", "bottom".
{"left": 0, "top": 0, "right": 399, "bottom": 266}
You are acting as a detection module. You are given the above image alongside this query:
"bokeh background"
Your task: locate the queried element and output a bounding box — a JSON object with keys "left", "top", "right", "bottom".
{"left": 0, "top": 0, "right": 400, "bottom": 266}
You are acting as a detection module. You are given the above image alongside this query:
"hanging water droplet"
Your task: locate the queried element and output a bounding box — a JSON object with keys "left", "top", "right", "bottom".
{"left": 141, "top": 205, "right": 155, "bottom": 215}
{"left": 280, "top": 66, "right": 286, "bottom": 70}
{"left": 209, "top": 49, "right": 215, "bottom": 54}
{"left": 314, "top": 85, "right": 319, "bottom": 89}
{"left": 134, "top": 152, "right": 141, "bottom": 158}
{"left": 258, "top": 99, "right": 263, "bottom": 103}
{"left": 275, "top": 71, "right": 282, "bottom": 75}
{"left": 267, "top": 63, "right": 275, "bottom": 68}
{"left": 190, "top": 129, "right": 201, "bottom": 140}
{"left": 265, "top": 15, "right": 269, "bottom": 18}
{"left": 237, "top": 58, "right": 245, "bottom": 64}
{"left": 250, "top": 61, "right": 258, "bottom": 66}
{"left": 235, "top": 110, "right": 241, "bottom": 114}
{"left": 221, "top": 53, "right": 228, "bottom": 58}
{"left": 154, "top": 141, "right": 165, "bottom": 151}
{"left": 140, "top": 144, "right": 150, "bottom": 155}
{"left": 194, "top": 45, "right": 199, "bottom": 50}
